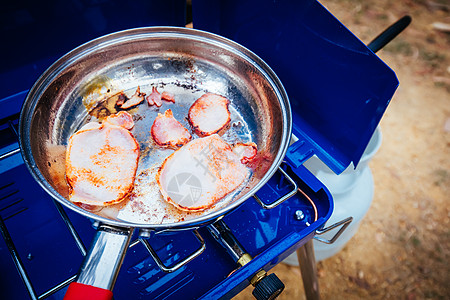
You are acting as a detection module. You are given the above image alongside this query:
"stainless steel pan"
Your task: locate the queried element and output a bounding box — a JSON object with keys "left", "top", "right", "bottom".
{"left": 19, "top": 27, "right": 292, "bottom": 296}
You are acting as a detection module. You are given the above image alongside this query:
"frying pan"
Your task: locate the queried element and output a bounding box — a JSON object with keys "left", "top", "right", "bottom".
{"left": 19, "top": 27, "right": 292, "bottom": 298}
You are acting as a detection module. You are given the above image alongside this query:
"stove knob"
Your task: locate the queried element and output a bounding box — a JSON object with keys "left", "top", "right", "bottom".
{"left": 252, "top": 273, "right": 285, "bottom": 300}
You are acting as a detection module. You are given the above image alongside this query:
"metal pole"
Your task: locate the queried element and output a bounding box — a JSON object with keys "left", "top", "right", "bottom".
{"left": 0, "top": 217, "right": 38, "bottom": 300}
{"left": 297, "top": 239, "right": 320, "bottom": 300}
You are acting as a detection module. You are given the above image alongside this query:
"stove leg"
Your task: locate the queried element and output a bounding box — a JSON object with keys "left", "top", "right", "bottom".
{"left": 297, "top": 240, "right": 320, "bottom": 300}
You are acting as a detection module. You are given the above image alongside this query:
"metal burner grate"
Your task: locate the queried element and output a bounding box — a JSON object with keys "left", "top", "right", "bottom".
{"left": 0, "top": 117, "right": 81, "bottom": 299}
{"left": 0, "top": 102, "right": 332, "bottom": 300}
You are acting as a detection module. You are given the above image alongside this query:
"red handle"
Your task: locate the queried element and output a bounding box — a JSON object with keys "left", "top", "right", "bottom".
{"left": 64, "top": 282, "right": 113, "bottom": 300}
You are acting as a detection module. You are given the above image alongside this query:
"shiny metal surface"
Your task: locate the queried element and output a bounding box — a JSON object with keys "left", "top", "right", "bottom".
{"left": 0, "top": 148, "right": 20, "bottom": 161}
{"left": 207, "top": 219, "right": 247, "bottom": 262}
{"left": 314, "top": 217, "right": 353, "bottom": 244}
{"left": 139, "top": 230, "right": 205, "bottom": 273}
{"left": 297, "top": 240, "right": 320, "bottom": 300}
{"left": 0, "top": 217, "right": 38, "bottom": 300}
{"left": 52, "top": 200, "right": 87, "bottom": 256}
{"left": 77, "top": 225, "right": 133, "bottom": 290}
{"left": 252, "top": 167, "right": 298, "bottom": 210}
{"left": 19, "top": 27, "right": 292, "bottom": 229}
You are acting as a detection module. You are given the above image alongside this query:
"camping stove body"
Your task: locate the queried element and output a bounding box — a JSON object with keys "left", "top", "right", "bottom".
{"left": 0, "top": 0, "right": 399, "bottom": 299}
{"left": 0, "top": 115, "right": 331, "bottom": 299}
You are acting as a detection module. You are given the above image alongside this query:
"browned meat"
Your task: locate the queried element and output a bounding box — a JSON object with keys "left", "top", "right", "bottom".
{"left": 120, "top": 86, "right": 145, "bottom": 109}
{"left": 103, "top": 111, "right": 135, "bottom": 130}
{"left": 147, "top": 87, "right": 162, "bottom": 107}
{"left": 156, "top": 134, "right": 250, "bottom": 211}
{"left": 151, "top": 109, "right": 192, "bottom": 149}
{"left": 86, "top": 90, "right": 126, "bottom": 119}
{"left": 161, "top": 91, "right": 175, "bottom": 103}
{"left": 188, "top": 93, "right": 231, "bottom": 137}
{"left": 232, "top": 142, "right": 258, "bottom": 164}
{"left": 65, "top": 111, "right": 139, "bottom": 206}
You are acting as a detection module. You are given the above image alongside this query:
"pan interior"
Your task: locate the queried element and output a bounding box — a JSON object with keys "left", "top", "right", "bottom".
{"left": 21, "top": 28, "right": 290, "bottom": 229}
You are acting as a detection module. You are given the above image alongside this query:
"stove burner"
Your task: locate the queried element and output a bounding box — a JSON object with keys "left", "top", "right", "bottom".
{"left": 0, "top": 108, "right": 331, "bottom": 298}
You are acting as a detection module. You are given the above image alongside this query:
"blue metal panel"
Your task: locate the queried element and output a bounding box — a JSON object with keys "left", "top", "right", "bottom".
{"left": 0, "top": 91, "right": 28, "bottom": 120}
{"left": 0, "top": 157, "right": 95, "bottom": 299}
{"left": 0, "top": 0, "right": 186, "bottom": 100}
{"left": 193, "top": 0, "right": 399, "bottom": 174}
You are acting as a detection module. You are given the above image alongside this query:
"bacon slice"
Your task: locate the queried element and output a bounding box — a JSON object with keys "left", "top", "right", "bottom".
{"left": 65, "top": 111, "right": 139, "bottom": 206}
{"left": 103, "top": 111, "right": 134, "bottom": 130}
{"left": 161, "top": 91, "right": 175, "bottom": 103}
{"left": 120, "top": 86, "right": 145, "bottom": 109}
{"left": 147, "top": 87, "right": 162, "bottom": 107}
{"left": 188, "top": 93, "right": 231, "bottom": 137}
{"left": 232, "top": 142, "right": 257, "bottom": 164}
{"left": 156, "top": 134, "right": 250, "bottom": 211}
{"left": 151, "top": 109, "right": 192, "bottom": 149}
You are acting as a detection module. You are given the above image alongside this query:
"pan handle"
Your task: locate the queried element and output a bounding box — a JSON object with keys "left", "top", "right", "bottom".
{"left": 139, "top": 230, "right": 206, "bottom": 273}
{"left": 367, "top": 15, "right": 411, "bottom": 53}
{"left": 64, "top": 282, "right": 113, "bottom": 300}
{"left": 253, "top": 166, "right": 298, "bottom": 209}
{"left": 64, "top": 224, "right": 134, "bottom": 300}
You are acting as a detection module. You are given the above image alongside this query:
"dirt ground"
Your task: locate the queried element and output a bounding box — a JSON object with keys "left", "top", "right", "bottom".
{"left": 236, "top": 0, "right": 449, "bottom": 299}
